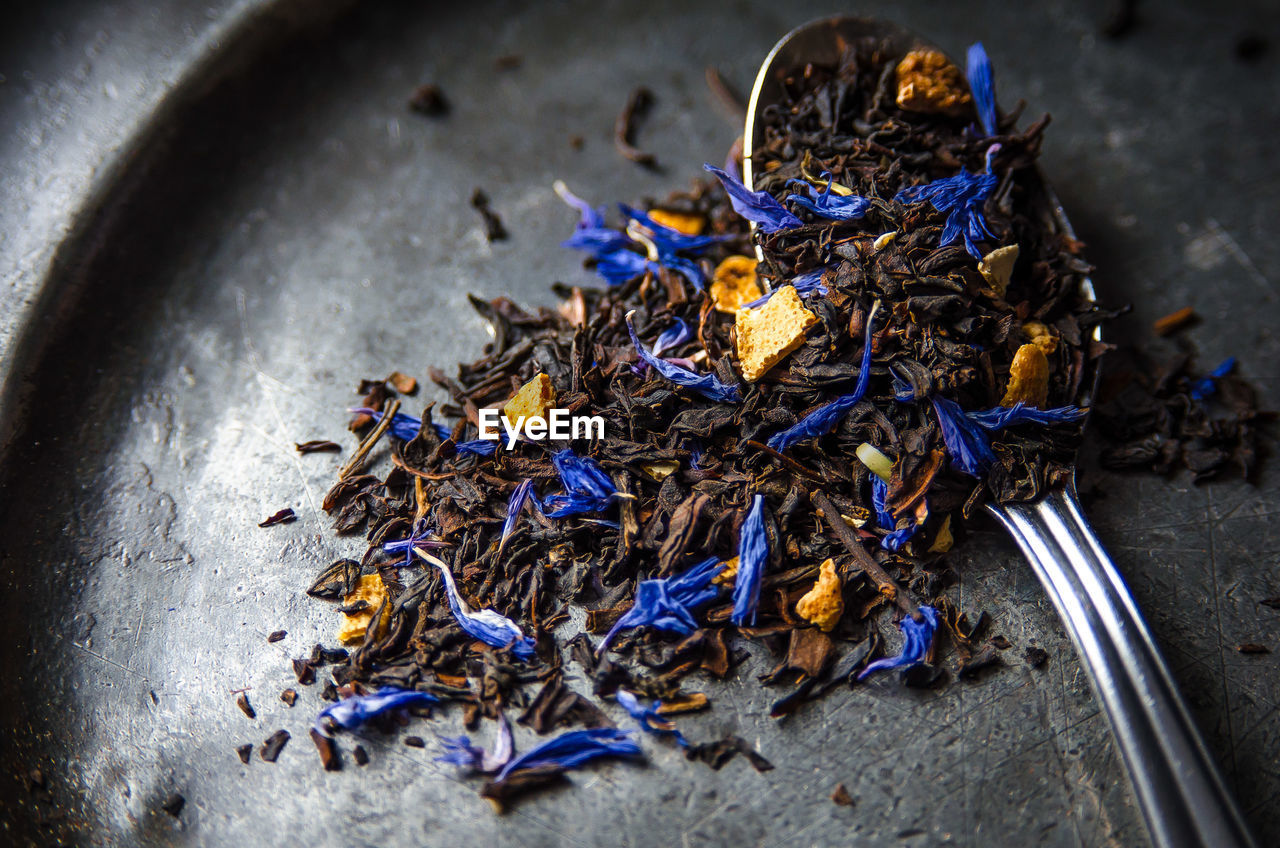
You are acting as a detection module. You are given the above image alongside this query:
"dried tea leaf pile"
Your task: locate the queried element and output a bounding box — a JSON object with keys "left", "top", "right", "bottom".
{"left": 292, "top": 37, "right": 1117, "bottom": 805}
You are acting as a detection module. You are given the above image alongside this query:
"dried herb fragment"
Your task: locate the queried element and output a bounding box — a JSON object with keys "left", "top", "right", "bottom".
{"left": 258, "top": 508, "right": 296, "bottom": 527}
{"left": 471, "top": 189, "right": 509, "bottom": 242}
{"left": 235, "top": 744, "right": 252, "bottom": 764}
{"left": 295, "top": 440, "right": 341, "bottom": 454}
{"left": 831, "top": 784, "right": 855, "bottom": 807}
{"left": 614, "top": 87, "right": 657, "bottom": 166}
{"left": 260, "top": 730, "right": 290, "bottom": 763}
{"left": 267, "top": 630, "right": 287, "bottom": 643}
{"left": 235, "top": 693, "right": 256, "bottom": 719}
{"left": 408, "top": 83, "right": 449, "bottom": 116}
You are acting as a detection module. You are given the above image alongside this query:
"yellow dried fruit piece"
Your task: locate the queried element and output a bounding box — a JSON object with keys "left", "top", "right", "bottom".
{"left": 501, "top": 373, "right": 556, "bottom": 429}
{"left": 928, "top": 516, "right": 954, "bottom": 553}
{"left": 713, "top": 556, "right": 738, "bottom": 586}
{"left": 978, "top": 244, "right": 1019, "bottom": 296}
{"left": 734, "top": 285, "right": 818, "bottom": 381}
{"left": 856, "top": 443, "right": 894, "bottom": 481}
{"left": 711, "top": 255, "right": 763, "bottom": 314}
{"left": 640, "top": 460, "right": 679, "bottom": 481}
{"left": 895, "top": 49, "right": 973, "bottom": 117}
{"left": 337, "top": 574, "right": 388, "bottom": 644}
{"left": 647, "top": 209, "right": 704, "bottom": 235}
{"left": 796, "top": 558, "right": 844, "bottom": 632}
{"left": 1000, "top": 343, "right": 1050, "bottom": 408}
{"left": 873, "top": 231, "right": 898, "bottom": 251}
{"left": 1021, "top": 320, "right": 1059, "bottom": 355}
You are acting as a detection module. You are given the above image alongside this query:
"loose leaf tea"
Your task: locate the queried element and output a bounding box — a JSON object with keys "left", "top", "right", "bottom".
{"left": 282, "top": 30, "right": 1264, "bottom": 811}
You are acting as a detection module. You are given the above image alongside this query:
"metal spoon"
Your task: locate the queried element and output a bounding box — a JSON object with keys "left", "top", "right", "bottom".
{"left": 743, "top": 17, "right": 1257, "bottom": 848}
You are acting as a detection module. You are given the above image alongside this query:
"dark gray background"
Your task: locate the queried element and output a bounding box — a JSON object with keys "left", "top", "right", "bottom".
{"left": 1, "top": 1, "right": 1277, "bottom": 845}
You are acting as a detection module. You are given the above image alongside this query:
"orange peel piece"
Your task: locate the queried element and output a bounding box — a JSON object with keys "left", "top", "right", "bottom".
{"left": 734, "top": 285, "right": 818, "bottom": 381}
{"left": 501, "top": 373, "right": 556, "bottom": 429}
{"left": 711, "top": 255, "right": 763, "bottom": 314}
{"left": 796, "top": 558, "right": 844, "bottom": 632}
{"left": 337, "top": 574, "right": 389, "bottom": 644}
{"left": 647, "top": 209, "right": 705, "bottom": 235}
{"left": 1000, "top": 343, "right": 1050, "bottom": 408}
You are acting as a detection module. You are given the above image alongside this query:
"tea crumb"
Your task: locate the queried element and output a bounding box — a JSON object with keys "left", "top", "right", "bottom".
{"left": 1238, "top": 643, "right": 1269, "bottom": 654}
{"left": 387, "top": 371, "right": 418, "bottom": 394}
{"left": 404, "top": 736, "right": 426, "bottom": 748}
{"left": 353, "top": 745, "right": 370, "bottom": 766}
{"left": 267, "top": 630, "right": 287, "bottom": 643}
{"left": 235, "top": 692, "right": 256, "bottom": 720}
{"left": 615, "top": 86, "right": 656, "bottom": 167}
{"left": 311, "top": 728, "right": 340, "bottom": 771}
{"left": 1025, "top": 646, "right": 1049, "bottom": 668}
{"left": 281, "top": 688, "right": 298, "bottom": 707}
{"left": 161, "top": 793, "right": 185, "bottom": 818}
{"left": 1152, "top": 306, "right": 1199, "bottom": 336}
{"left": 258, "top": 508, "right": 296, "bottom": 528}
{"left": 470, "top": 189, "right": 509, "bottom": 242}
{"left": 235, "top": 743, "right": 253, "bottom": 764}
{"left": 408, "top": 83, "right": 449, "bottom": 116}
{"left": 295, "top": 440, "right": 341, "bottom": 454}
{"left": 260, "top": 730, "right": 290, "bottom": 763}
{"left": 831, "top": 783, "right": 855, "bottom": 807}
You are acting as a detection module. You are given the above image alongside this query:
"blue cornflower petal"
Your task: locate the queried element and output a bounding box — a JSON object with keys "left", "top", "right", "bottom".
{"left": 437, "top": 714, "right": 513, "bottom": 772}
{"left": 619, "top": 204, "right": 724, "bottom": 253}
{"left": 653, "top": 318, "right": 693, "bottom": 357}
{"left": 731, "top": 494, "right": 768, "bottom": 627}
{"left": 383, "top": 520, "right": 449, "bottom": 567}
{"left": 966, "top": 42, "right": 998, "bottom": 137}
{"left": 785, "top": 177, "right": 872, "bottom": 221}
{"left": 555, "top": 181, "right": 629, "bottom": 257}
{"left": 1190, "top": 357, "right": 1236, "bottom": 401}
{"left": 594, "top": 248, "right": 657, "bottom": 286}
{"left": 432, "top": 422, "right": 452, "bottom": 440}
{"left": 420, "top": 552, "right": 537, "bottom": 659}
{"left": 600, "top": 556, "right": 724, "bottom": 651}
{"left": 744, "top": 267, "right": 830, "bottom": 309}
{"left": 350, "top": 407, "right": 422, "bottom": 442}
{"left": 626, "top": 312, "right": 742, "bottom": 403}
{"left": 966, "top": 402, "right": 1089, "bottom": 430}
{"left": 871, "top": 476, "right": 920, "bottom": 551}
{"left": 540, "top": 448, "right": 619, "bottom": 518}
{"left": 766, "top": 302, "right": 880, "bottom": 452}
{"left": 894, "top": 166, "right": 998, "bottom": 259}
{"left": 703, "top": 164, "right": 803, "bottom": 233}
{"left": 313, "top": 686, "right": 439, "bottom": 737}
{"left": 931, "top": 396, "right": 997, "bottom": 476}
{"left": 857, "top": 605, "right": 940, "bottom": 680}
{"left": 500, "top": 479, "right": 534, "bottom": 553}
{"left": 455, "top": 438, "right": 499, "bottom": 457}
{"left": 616, "top": 689, "right": 688, "bottom": 748}
{"left": 493, "top": 728, "right": 643, "bottom": 783}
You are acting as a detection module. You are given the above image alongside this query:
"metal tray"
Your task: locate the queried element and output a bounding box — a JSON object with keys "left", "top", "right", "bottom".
{"left": 2, "top": 0, "right": 1277, "bottom": 844}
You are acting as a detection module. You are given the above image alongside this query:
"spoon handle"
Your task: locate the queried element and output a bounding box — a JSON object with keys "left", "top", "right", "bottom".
{"left": 988, "top": 483, "right": 1256, "bottom": 848}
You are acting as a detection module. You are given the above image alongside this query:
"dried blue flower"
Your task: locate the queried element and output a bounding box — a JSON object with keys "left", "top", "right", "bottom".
{"left": 1190, "top": 357, "right": 1236, "bottom": 401}
{"left": 619, "top": 205, "right": 724, "bottom": 253}
{"left": 594, "top": 247, "right": 657, "bottom": 286}
{"left": 857, "top": 605, "right": 940, "bottom": 680}
{"left": 931, "top": 395, "right": 997, "bottom": 476}
{"left": 436, "top": 714, "right": 513, "bottom": 772}
{"left": 420, "top": 551, "right": 537, "bottom": 659}
{"left": 455, "top": 438, "right": 498, "bottom": 457}
{"left": 785, "top": 177, "right": 871, "bottom": 220}
{"left": 731, "top": 494, "right": 768, "bottom": 627}
{"left": 599, "top": 556, "right": 724, "bottom": 651}
{"left": 555, "top": 181, "right": 628, "bottom": 256}
{"left": 351, "top": 407, "right": 423, "bottom": 441}
{"left": 540, "top": 448, "right": 620, "bottom": 518}
{"left": 626, "top": 312, "right": 741, "bottom": 403}
{"left": 766, "top": 302, "right": 880, "bottom": 451}
{"left": 616, "top": 689, "right": 688, "bottom": 748}
{"left": 966, "top": 42, "right": 997, "bottom": 137}
{"left": 313, "top": 686, "right": 439, "bottom": 737}
{"left": 703, "top": 164, "right": 803, "bottom": 233}
{"left": 492, "top": 728, "right": 642, "bottom": 783}
{"left": 632, "top": 317, "right": 694, "bottom": 376}
{"left": 871, "top": 476, "right": 920, "bottom": 551}
{"left": 500, "top": 479, "right": 534, "bottom": 553}
{"left": 894, "top": 149, "right": 999, "bottom": 258}
{"left": 966, "top": 402, "right": 1089, "bottom": 430}
{"left": 744, "top": 266, "right": 829, "bottom": 309}
{"left": 383, "top": 520, "right": 449, "bottom": 566}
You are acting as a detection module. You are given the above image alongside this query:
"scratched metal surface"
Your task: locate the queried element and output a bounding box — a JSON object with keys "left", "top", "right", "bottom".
{"left": 1, "top": 0, "right": 1278, "bottom": 845}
